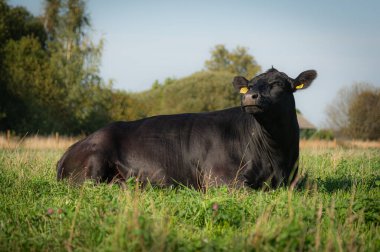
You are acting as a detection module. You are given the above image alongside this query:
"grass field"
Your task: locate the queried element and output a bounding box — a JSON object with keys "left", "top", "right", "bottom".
{"left": 0, "top": 139, "right": 379, "bottom": 251}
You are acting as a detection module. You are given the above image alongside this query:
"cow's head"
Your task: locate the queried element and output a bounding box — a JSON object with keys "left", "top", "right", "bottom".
{"left": 233, "top": 68, "right": 317, "bottom": 114}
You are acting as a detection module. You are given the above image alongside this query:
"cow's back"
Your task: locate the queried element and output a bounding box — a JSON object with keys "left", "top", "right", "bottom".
{"left": 115, "top": 108, "right": 250, "bottom": 187}
{"left": 57, "top": 107, "right": 249, "bottom": 186}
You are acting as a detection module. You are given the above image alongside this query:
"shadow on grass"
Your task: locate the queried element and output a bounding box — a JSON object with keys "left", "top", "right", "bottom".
{"left": 295, "top": 174, "right": 380, "bottom": 193}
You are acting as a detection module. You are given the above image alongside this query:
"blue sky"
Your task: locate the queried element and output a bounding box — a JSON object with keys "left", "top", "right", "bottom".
{"left": 9, "top": 0, "right": 380, "bottom": 127}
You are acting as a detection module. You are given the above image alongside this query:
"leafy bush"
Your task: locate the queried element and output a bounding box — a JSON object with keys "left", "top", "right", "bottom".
{"left": 310, "top": 129, "right": 335, "bottom": 140}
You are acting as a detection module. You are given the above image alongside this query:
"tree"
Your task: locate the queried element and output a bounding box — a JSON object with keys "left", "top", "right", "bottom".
{"left": 0, "top": 0, "right": 47, "bottom": 132}
{"left": 42, "top": 0, "right": 112, "bottom": 134}
{"left": 348, "top": 90, "right": 380, "bottom": 140}
{"left": 325, "top": 83, "right": 380, "bottom": 140}
{"left": 205, "top": 44, "right": 261, "bottom": 78}
{"left": 3, "top": 36, "right": 53, "bottom": 133}
{"left": 43, "top": 0, "right": 61, "bottom": 40}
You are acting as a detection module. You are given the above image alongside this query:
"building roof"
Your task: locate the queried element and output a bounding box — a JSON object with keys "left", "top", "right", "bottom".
{"left": 297, "top": 114, "right": 316, "bottom": 129}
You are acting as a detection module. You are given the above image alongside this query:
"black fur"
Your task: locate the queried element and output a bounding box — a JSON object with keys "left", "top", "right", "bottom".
{"left": 57, "top": 68, "right": 317, "bottom": 189}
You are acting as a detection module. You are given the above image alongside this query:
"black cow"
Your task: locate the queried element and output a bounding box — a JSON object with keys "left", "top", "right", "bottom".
{"left": 57, "top": 68, "right": 317, "bottom": 189}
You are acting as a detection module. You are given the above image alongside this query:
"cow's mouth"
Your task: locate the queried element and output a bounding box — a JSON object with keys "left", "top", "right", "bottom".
{"left": 243, "top": 105, "right": 264, "bottom": 114}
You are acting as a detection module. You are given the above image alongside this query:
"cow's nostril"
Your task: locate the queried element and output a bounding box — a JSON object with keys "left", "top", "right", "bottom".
{"left": 251, "top": 93, "right": 259, "bottom": 99}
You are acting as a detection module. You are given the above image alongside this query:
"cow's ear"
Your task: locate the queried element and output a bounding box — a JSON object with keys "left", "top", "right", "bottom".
{"left": 233, "top": 76, "right": 249, "bottom": 94}
{"left": 292, "top": 70, "right": 317, "bottom": 92}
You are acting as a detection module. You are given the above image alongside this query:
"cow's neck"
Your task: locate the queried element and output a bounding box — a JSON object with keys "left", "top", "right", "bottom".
{"left": 255, "top": 112, "right": 297, "bottom": 143}
{"left": 249, "top": 107, "right": 299, "bottom": 158}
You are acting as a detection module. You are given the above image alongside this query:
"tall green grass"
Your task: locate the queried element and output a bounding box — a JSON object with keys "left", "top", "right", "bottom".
{"left": 0, "top": 148, "right": 379, "bottom": 251}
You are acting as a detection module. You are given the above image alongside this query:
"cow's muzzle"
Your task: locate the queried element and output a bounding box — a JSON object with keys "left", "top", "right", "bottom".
{"left": 243, "top": 105, "right": 264, "bottom": 114}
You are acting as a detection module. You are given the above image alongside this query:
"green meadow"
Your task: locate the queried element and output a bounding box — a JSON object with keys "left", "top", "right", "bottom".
{"left": 0, "top": 147, "right": 379, "bottom": 251}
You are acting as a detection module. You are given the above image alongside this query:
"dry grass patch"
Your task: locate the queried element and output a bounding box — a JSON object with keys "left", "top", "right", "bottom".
{"left": 300, "top": 139, "right": 380, "bottom": 149}
{"left": 0, "top": 134, "right": 77, "bottom": 150}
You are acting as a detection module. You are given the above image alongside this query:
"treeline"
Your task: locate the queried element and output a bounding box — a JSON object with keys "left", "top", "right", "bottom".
{"left": 1, "top": 0, "right": 112, "bottom": 134}
{"left": 0, "top": 0, "right": 260, "bottom": 135}
{"left": 326, "top": 83, "right": 380, "bottom": 140}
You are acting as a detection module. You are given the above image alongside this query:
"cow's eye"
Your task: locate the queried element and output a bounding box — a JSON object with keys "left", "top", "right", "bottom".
{"left": 271, "top": 81, "right": 285, "bottom": 88}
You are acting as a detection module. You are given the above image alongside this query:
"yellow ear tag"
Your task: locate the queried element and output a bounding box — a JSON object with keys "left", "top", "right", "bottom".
{"left": 240, "top": 87, "right": 249, "bottom": 94}
{"left": 296, "top": 83, "right": 304, "bottom": 90}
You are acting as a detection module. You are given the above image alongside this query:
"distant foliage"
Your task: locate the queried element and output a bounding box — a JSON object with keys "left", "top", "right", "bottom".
{"left": 41, "top": 0, "right": 112, "bottom": 134}
{"left": 109, "top": 90, "right": 143, "bottom": 121}
{"left": 326, "top": 83, "right": 380, "bottom": 140}
{"left": 299, "top": 129, "right": 317, "bottom": 139}
{"left": 112, "top": 57, "right": 261, "bottom": 121}
{"left": 129, "top": 71, "right": 239, "bottom": 119}
{"left": 0, "top": 0, "right": 47, "bottom": 132}
{"left": 124, "top": 46, "right": 262, "bottom": 120}
{"left": 310, "top": 129, "right": 335, "bottom": 140}
{"left": 205, "top": 44, "right": 261, "bottom": 79}
{"left": 348, "top": 90, "right": 380, "bottom": 140}
{"left": 0, "top": 0, "right": 114, "bottom": 134}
